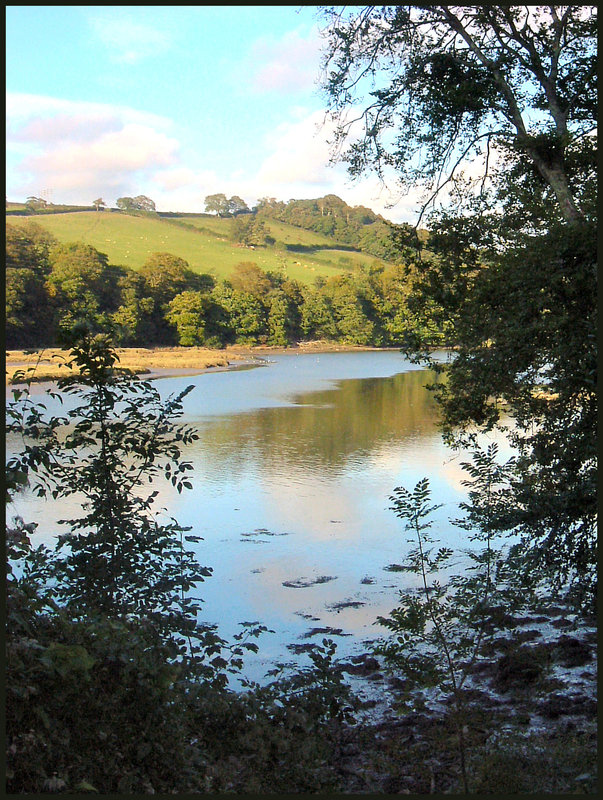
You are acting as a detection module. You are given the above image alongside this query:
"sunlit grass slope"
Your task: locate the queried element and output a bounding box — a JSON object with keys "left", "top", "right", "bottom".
{"left": 7, "top": 211, "right": 389, "bottom": 284}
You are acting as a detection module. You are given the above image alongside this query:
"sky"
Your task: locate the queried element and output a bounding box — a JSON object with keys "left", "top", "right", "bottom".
{"left": 6, "top": 5, "right": 420, "bottom": 223}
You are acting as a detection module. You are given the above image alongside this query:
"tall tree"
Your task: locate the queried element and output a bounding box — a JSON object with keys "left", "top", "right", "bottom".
{"left": 116, "top": 195, "right": 156, "bottom": 213}
{"left": 318, "top": 6, "right": 597, "bottom": 606}
{"left": 320, "top": 6, "right": 595, "bottom": 226}
{"left": 227, "top": 195, "right": 250, "bottom": 215}
{"left": 166, "top": 291, "right": 208, "bottom": 346}
{"left": 46, "top": 243, "right": 122, "bottom": 336}
{"left": 204, "top": 193, "right": 229, "bottom": 216}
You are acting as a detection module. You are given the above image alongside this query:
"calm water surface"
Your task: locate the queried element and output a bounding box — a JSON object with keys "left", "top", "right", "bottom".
{"left": 7, "top": 351, "right": 510, "bottom": 682}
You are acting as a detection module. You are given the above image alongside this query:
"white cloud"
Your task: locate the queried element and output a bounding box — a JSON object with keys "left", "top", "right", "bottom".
{"left": 257, "top": 110, "right": 334, "bottom": 185}
{"left": 252, "top": 109, "right": 423, "bottom": 223}
{"left": 7, "top": 93, "right": 171, "bottom": 132}
{"left": 247, "top": 28, "right": 322, "bottom": 93}
{"left": 89, "top": 14, "right": 172, "bottom": 64}
{"left": 6, "top": 93, "right": 423, "bottom": 222}
{"left": 7, "top": 93, "right": 179, "bottom": 204}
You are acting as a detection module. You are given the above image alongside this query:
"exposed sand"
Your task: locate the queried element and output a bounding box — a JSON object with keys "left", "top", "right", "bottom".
{"left": 5, "top": 342, "right": 385, "bottom": 384}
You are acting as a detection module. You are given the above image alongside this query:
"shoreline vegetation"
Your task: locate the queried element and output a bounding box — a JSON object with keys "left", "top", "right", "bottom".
{"left": 5, "top": 342, "right": 392, "bottom": 385}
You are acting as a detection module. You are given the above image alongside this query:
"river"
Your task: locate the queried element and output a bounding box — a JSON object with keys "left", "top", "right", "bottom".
{"left": 6, "top": 350, "right": 512, "bottom": 684}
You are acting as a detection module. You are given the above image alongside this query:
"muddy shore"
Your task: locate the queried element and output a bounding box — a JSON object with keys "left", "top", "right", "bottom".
{"left": 5, "top": 342, "right": 392, "bottom": 384}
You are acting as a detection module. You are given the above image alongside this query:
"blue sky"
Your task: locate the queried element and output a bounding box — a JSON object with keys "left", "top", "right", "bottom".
{"left": 6, "top": 5, "right": 418, "bottom": 222}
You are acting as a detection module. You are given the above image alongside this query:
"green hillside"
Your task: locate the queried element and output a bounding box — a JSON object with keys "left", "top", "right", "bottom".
{"left": 6, "top": 211, "right": 390, "bottom": 285}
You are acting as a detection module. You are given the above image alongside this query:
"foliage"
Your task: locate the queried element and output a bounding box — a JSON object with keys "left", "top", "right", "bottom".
{"left": 204, "top": 193, "right": 250, "bottom": 217}
{"left": 166, "top": 290, "right": 208, "bottom": 346}
{"left": 5, "top": 337, "right": 361, "bottom": 792}
{"left": 408, "top": 218, "right": 597, "bottom": 608}
{"left": 7, "top": 334, "right": 209, "bottom": 635}
{"left": 318, "top": 5, "right": 597, "bottom": 609}
{"left": 318, "top": 6, "right": 596, "bottom": 226}
{"left": 376, "top": 449, "right": 536, "bottom": 792}
{"left": 230, "top": 214, "right": 274, "bottom": 247}
{"left": 116, "top": 195, "right": 156, "bottom": 213}
{"left": 4, "top": 201, "right": 395, "bottom": 281}
{"left": 256, "top": 192, "right": 414, "bottom": 260}
{"left": 25, "top": 196, "right": 50, "bottom": 211}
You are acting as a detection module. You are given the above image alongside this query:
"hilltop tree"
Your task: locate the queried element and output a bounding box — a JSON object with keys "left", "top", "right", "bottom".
{"left": 228, "top": 195, "right": 250, "bottom": 215}
{"left": 25, "top": 196, "right": 49, "bottom": 212}
{"left": 204, "top": 193, "right": 229, "bottom": 216}
{"left": 132, "top": 194, "right": 156, "bottom": 212}
{"left": 92, "top": 198, "right": 106, "bottom": 211}
{"left": 318, "top": 5, "right": 597, "bottom": 605}
{"left": 116, "top": 195, "right": 156, "bottom": 213}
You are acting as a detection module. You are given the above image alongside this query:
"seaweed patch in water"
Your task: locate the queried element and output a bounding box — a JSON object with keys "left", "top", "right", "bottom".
{"left": 241, "top": 528, "right": 292, "bottom": 539}
{"left": 301, "top": 627, "right": 353, "bottom": 639}
{"left": 294, "top": 611, "right": 321, "bottom": 621}
{"left": 326, "top": 600, "right": 366, "bottom": 612}
{"left": 282, "top": 575, "right": 338, "bottom": 588}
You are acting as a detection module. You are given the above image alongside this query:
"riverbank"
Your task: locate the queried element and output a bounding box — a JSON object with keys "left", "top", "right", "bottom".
{"left": 5, "top": 342, "right": 392, "bottom": 384}
{"left": 333, "top": 598, "right": 596, "bottom": 793}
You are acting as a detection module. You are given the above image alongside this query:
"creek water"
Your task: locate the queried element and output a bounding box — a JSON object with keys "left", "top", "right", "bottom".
{"left": 6, "top": 350, "right": 512, "bottom": 684}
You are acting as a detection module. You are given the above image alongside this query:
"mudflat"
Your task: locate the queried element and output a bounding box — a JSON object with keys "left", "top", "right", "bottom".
{"left": 5, "top": 342, "right": 384, "bottom": 384}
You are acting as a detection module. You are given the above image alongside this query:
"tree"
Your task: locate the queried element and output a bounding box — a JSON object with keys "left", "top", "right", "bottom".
{"left": 228, "top": 195, "right": 250, "bottom": 216}
{"left": 116, "top": 195, "right": 156, "bottom": 213}
{"left": 321, "top": 274, "right": 375, "bottom": 345}
{"left": 229, "top": 261, "right": 273, "bottom": 299}
{"left": 132, "top": 194, "right": 156, "bottom": 212}
{"left": 318, "top": 6, "right": 597, "bottom": 607}
{"left": 231, "top": 215, "right": 274, "bottom": 247}
{"left": 92, "top": 197, "right": 106, "bottom": 211}
{"left": 138, "top": 252, "right": 194, "bottom": 344}
{"left": 320, "top": 6, "right": 595, "bottom": 227}
{"left": 25, "top": 196, "right": 49, "bottom": 211}
{"left": 46, "top": 243, "right": 122, "bottom": 336}
{"left": 204, "top": 193, "right": 229, "bottom": 216}
{"left": 6, "top": 221, "right": 57, "bottom": 274}
{"left": 6, "top": 269, "right": 53, "bottom": 348}
{"left": 166, "top": 291, "right": 208, "bottom": 346}
{"left": 112, "top": 270, "right": 156, "bottom": 346}
{"left": 6, "top": 222, "right": 58, "bottom": 346}
{"left": 116, "top": 196, "right": 134, "bottom": 211}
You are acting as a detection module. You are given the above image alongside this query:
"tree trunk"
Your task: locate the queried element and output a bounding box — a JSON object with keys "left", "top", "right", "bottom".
{"left": 527, "top": 150, "right": 584, "bottom": 225}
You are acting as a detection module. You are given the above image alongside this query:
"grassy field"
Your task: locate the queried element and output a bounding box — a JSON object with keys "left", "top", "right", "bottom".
{"left": 7, "top": 211, "right": 388, "bottom": 284}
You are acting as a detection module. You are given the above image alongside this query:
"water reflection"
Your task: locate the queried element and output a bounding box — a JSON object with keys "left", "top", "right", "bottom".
{"left": 6, "top": 351, "right": 510, "bottom": 682}
{"left": 184, "top": 367, "right": 442, "bottom": 480}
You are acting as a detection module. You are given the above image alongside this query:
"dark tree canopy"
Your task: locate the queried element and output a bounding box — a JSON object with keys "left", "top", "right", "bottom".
{"left": 319, "top": 5, "right": 597, "bottom": 607}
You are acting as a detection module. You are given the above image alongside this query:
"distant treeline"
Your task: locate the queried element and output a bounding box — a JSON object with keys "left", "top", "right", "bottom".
{"left": 6, "top": 219, "right": 447, "bottom": 350}
{"left": 256, "top": 194, "right": 425, "bottom": 262}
